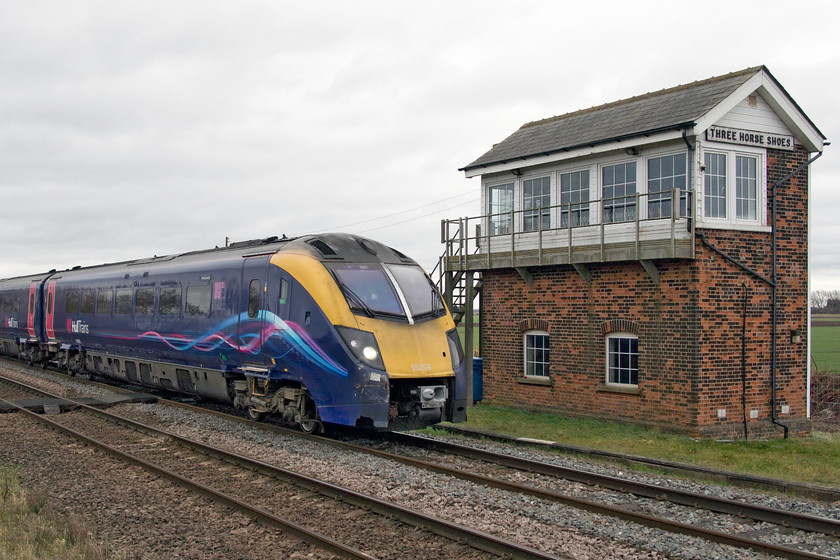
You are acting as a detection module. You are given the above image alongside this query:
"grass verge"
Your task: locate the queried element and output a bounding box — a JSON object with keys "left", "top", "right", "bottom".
{"left": 0, "top": 465, "right": 117, "bottom": 560}
{"left": 439, "top": 404, "right": 840, "bottom": 488}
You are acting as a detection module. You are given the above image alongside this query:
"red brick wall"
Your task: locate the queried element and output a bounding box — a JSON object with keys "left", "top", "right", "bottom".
{"left": 477, "top": 146, "right": 811, "bottom": 438}
{"left": 480, "top": 260, "right": 702, "bottom": 432}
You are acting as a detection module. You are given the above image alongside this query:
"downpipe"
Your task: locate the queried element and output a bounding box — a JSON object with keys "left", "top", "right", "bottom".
{"left": 769, "top": 150, "right": 823, "bottom": 438}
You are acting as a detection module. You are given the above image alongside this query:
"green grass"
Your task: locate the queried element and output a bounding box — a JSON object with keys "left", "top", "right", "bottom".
{"left": 811, "top": 324, "right": 840, "bottom": 373}
{"left": 438, "top": 404, "right": 840, "bottom": 487}
{"left": 457, "top": 313, "right": 480, "bottom": 356}
{"left": 0, "top": 466, "right": 117, "bottom": 560}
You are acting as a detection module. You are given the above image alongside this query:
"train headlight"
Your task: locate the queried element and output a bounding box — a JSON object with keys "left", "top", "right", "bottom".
{"left": 446, "top": 328, "right": 464, "bottom": 369}
{"left": 335, "top": 326, "right": 386, "bottom": 371}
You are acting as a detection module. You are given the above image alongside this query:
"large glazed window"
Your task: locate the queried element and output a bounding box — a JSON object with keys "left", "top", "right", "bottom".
{"left": 560, "top": 170, "right": 589, "bottom": 227}
{"left": 736, "top": 155, "right": 758, "bottom": 220}
{"left": 331, "top": 264, "right": 404, "bottom": 317}
{"left": 488, "top": 182, "right": 514, "bottom": 235}
{"left": 602, "top": 162, "right": 637, "bottom": 223}
{"left": 522, "top": 176, "right": 551, "bottom": 232}
{"left": 384, "top": 264, "right": 444, "bottom": 319}
{"left": 647, "top": 154, "right": 686, "bottom": 219}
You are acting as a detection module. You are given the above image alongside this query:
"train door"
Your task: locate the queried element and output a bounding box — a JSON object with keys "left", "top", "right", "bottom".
{"left": 239, "top": 255, "right": 271, "bottom": 369}
{"left": 44, "top": 280, "right": 57, "bottom": 342}
{"left": 26, "top": 282, "right": 37, "bottom": 339}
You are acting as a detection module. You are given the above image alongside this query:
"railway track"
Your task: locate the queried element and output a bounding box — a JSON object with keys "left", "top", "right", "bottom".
{"left": 0, "top": 373, "right": 566, "bottom": 560}
{"left": 432, "top": 425, "right": 840, "bottom": 502}
{"left": 337, "top": 433, "right": 840, "bottom": 560}
{"left": 142, "top": 388, "right": 840, "bottom": 559}
{"left": 2, "top": 361, "right": 838, "bottom": 559}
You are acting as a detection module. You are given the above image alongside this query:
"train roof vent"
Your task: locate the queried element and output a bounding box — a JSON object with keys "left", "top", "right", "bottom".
{"left": 306, "top": 238, "right": 339, "bottom": 257}
{"left": 356, "top": 238, "right": 378, "bottom": 255}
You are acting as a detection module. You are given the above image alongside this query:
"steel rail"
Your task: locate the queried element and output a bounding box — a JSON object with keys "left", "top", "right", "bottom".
{"left": 0, "top": 375, "right": 568, "bottom": 560}
{"left": 383, "top": 432, "right": 840, "bottom": 537}
{"left": 321, "top": 437, "right": 836, "bottom": 560}
{"left": 117, "top": 388, "right": 837, "bottom": 560}
{"left": 0, "top": 396, "right": 376, "bottom": 560}
{"left": 433, "top": 424, "right": 840, "bottom": 502}
{"left": 150, "top": 394, "right": 838, "bottom": 560}
{"left": 3, "top": 369, "right": 836, "bottom": 559}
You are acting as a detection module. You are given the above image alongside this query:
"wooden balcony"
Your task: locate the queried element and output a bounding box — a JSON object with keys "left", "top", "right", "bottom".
{"left": 441, "top": 189, "right": 695, "bottom": 273}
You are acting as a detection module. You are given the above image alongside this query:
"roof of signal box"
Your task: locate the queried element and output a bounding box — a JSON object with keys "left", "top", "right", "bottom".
{"left": 460, "top": 66, "right": 825, "bottom": 174}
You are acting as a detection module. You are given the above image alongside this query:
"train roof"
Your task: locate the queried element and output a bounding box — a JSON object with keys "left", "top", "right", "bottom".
{"left": 1, "top": 233, "right": 419, "bottom": 284}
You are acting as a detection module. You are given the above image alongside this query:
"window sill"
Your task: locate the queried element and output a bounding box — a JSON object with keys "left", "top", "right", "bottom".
{"left": 517, "top": 376, "right": 553, "bottom": 386}
{"left": 695, "top": 222, "right": 771, "bottom": 233}
{"left": 596, "top": 383, "right": 641, "bottom": 395}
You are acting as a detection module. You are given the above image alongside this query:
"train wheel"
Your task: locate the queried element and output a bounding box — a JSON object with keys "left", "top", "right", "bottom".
{"left": 298, "top": 394, "right": 322, "bottom": 434}
{"left": 246, "top": 406, "right": 265, "bottom": 422}
{"left": 299, "top": 418, "right": 322, "bottom": 434}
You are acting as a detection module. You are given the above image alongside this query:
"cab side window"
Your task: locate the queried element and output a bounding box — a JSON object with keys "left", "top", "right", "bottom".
{"left": 248, "top": 280, "right": 261, "bottom": 319}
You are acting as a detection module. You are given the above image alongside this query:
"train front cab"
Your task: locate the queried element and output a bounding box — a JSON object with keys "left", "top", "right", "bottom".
{"left": 255, "top": 241, "right": 467, "bottom": 431}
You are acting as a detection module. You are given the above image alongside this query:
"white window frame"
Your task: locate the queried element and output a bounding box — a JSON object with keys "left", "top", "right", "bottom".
{"left": 524, "top": 329, "right": 550, "bottom": 378}
{"left": 486, "top": 180, "right": 516, "bottom": 236}
{"left": 521, "top": 175, "right": 552, "bottom": 232}
{"left": 599, "top": 160, "right": 638, "bottom": 223}
{"left": 559, "top": 168, "right": 591, "bottom": 227}
{"left": 703, "top": 150, "right": 729, "bottom": 221}
{"left": 646, "top": 152, "right": 688, "bottom": 220}
{"left": 699, "top": 144, "right": 766, "bottom": 229}
{"left": 605, "top": 332, "right": 638, "bottom": 387}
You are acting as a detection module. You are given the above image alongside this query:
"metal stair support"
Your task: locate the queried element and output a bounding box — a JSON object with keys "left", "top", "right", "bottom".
{"left": 434, "top": 219, "right": 484, "bottom": 406}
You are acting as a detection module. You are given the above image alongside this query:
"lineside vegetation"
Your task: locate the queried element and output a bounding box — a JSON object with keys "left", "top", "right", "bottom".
{"left": 0, "top": 466, "right": 117, "bottom": 560}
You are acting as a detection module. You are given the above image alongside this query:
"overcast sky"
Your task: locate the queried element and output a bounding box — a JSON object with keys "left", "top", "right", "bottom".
{"left": 1, "top": 1, "right": 837, "bottom": 291}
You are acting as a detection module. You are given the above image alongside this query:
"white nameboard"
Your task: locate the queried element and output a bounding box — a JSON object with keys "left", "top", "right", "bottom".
{"left": 706, "top": 126, "right": 795, "bottom": 151}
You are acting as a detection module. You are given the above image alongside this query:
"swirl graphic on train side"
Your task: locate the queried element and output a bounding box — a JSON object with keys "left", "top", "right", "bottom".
{"left": 100, "top": 311, "right": 348, "bottom": 377}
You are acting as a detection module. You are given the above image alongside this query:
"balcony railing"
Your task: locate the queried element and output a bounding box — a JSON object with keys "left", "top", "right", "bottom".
{"left": 441, "top": 188, "right": 695, "bottom": 272}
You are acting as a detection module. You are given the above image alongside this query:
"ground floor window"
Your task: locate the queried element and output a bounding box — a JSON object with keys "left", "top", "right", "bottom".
{"left": 606, "top": 333, "right": 638, "bottom": 386}
{"left": 524, "top": 330, "right": 550, "bottom": 377}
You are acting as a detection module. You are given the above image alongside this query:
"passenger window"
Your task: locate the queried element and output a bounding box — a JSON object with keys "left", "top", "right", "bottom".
{"left": 115, "top": 289, "right": 133, "bottom": 315}
{"left": 159, "top": 287, "right": 181, "bottom": 316}
{"left": 135, "top": 288, "right": 155, "bottom": 315}
{"left": 13, "top": 295, "right": 19, "bottom": 312}
{"left": 96, "top": 290, "right": 113, "bottom": 315}
{"left": 248, "top": 279, "right": 261, "bottom": 319}
{"left": 80, "top": 290, "right": 95, "bottom": 314}
{"left": 66, "top": 291, "right": 79, "bottom": 313}
{"left": 186, "top": 285, "right": 211, "bottom": 317}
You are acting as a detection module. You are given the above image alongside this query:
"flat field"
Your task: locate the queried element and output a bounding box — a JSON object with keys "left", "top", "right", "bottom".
{"left": 812, "top": 315, "right": 840, "bottom": 373}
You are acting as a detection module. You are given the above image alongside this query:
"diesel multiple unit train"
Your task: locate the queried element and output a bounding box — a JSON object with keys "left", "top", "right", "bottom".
{"left": 0, "top": 233, "right": 467, "bottom": 432}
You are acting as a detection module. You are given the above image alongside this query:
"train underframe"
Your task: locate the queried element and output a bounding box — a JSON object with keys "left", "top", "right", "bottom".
{"left": 2, "top": 342, "right": 455, "bottom": 432}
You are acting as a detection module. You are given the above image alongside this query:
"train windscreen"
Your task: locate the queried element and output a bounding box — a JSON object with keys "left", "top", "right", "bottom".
{"left": 331, "top": 264, "right": 404, "bottom": 318}
{"left": 384, "top": 264, "right": 445, "bottom": 319}
{"left": 330, "top": 263, "right": 444, "bottom": 322}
